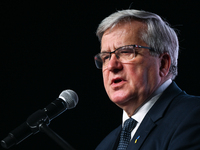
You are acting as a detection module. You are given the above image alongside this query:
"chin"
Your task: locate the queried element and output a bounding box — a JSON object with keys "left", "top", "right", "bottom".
{"left": 110, "top": 94, "right": 130, "bottom": 105}
{"left": 109, "top": 89, "right": 136, "bottom": 105}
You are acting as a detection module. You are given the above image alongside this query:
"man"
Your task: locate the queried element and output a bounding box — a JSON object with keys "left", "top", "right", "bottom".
{"left": 94, "top": 9, "right": 200, "bottom": 150}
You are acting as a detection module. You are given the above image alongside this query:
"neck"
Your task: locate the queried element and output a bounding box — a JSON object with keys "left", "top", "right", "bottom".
{"left": 121, "top": 79, "right": 172, "bottom": 117}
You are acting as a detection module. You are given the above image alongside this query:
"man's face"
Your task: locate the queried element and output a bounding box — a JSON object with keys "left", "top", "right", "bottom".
{"left": 101, "top": 21, "right": 163, "bottom": 111}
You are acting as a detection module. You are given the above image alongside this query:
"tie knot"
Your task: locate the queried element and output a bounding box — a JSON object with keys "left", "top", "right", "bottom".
{"left": 123, "top": 118, "right": 136, "bottom": 132}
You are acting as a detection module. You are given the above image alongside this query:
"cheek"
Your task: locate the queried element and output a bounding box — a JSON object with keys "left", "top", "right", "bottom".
{"left": 125, "top": 64, "right": 144, "bottom": 81}
{"left": 128, "top": 70, "right": 146, "bottom": 90}
{"left": 102, "top": 71, "right": 109, "bottom": 88}
{"left": 141, "top": 62, "right": 161, "bottom": 88}
{"left": 149, "top": 67, "right": 160, "bottom": 83}
{"left": 126, "top": 62, "right": 155, "bottom": 86}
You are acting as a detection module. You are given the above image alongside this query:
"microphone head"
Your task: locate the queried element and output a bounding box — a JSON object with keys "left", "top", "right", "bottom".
{"left": 59, "top": 89, "right": 78, "bottom": 109}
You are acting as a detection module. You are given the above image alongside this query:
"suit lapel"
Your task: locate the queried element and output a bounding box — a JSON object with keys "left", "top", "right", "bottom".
{"left": 95, "top": 125, "right": 121, "bottom": 150}
{"left": 127, "top": 116, "right": 156, "bottom": 150}
{"left": 127, "top": 82, "right": 183, "bottom": 150}
{"left": 111, "top": 126, "right": 121, "bottom": 150}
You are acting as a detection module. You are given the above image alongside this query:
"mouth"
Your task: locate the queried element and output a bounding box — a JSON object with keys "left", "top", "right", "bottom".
{"left": 113, "top": 79, "right": 123, "bottom": 83}
{"left": 111, "top": 78, "right": 125, "bottom": 85}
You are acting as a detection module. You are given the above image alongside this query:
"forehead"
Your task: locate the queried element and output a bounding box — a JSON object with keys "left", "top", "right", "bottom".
{"left": 101, "top": 20, "right": 146, "bottom": 50}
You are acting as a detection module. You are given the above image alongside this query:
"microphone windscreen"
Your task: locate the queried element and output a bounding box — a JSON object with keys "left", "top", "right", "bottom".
{"left": 59, "top": 90, "right": 78, "bottom": 109}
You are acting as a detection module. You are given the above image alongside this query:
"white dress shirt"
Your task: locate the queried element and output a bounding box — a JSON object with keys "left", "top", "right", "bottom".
{"left": 122, "top": 79, "right": 172, "bottom": 139}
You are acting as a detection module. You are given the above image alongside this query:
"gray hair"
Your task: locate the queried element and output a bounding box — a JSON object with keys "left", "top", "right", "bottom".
{"left": 96, "top": 9, "right": 179, "bottom": 80}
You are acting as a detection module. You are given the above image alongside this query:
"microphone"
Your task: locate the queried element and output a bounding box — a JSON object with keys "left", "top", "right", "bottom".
{"left": 1, "top": 89, "right": 78, "bottom": 149}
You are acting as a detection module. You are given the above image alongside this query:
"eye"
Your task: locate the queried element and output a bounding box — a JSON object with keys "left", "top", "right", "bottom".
{"left": 120, "top": 49, "right": 133, "bottom": 53}
{"left": 117, "top": 47, "right": 135, "bottom": 60}
{"left": 101, "top": 53, "right": 110, "bottom": 62}
{"left": 118, "top": 48, "right": 134, "bottom": 56}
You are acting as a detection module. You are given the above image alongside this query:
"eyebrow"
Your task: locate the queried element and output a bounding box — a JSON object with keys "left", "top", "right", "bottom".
{"left": 100, "top": 46, "right": 121, "bottom": 53}
{"left": 100, "top": 45, "right": 127, "bottom": 53}
{"left": 100, "top": 50, "right": 110, "bottom": 53}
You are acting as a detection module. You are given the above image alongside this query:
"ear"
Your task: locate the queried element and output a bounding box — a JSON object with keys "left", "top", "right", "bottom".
{"left": 159, "top": 53, "right": 171, "bottom": 77}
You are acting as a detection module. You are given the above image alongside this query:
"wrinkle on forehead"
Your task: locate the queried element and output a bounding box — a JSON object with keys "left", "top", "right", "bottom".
{"left": 101, "top": 21, "right": 146, "bottom": 52}
{"left": 102, "top": 28, "right": 128, "bottom": 49}
{"left": 104, "top": 22, "right": 132, "bottom": 37}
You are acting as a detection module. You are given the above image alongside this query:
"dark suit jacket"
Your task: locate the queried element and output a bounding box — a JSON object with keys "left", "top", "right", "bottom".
{"left": 96, "top": 82, "right": 200, "bottom": 150}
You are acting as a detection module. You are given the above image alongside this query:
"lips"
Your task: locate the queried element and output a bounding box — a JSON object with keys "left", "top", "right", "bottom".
{"left": 113, "top": 79, "right": 123, "bottom": 83}
{"left": 111, "top": 77, "right": 125, "bottom": 85}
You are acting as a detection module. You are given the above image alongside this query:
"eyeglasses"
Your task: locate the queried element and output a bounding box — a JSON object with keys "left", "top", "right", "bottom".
{"left": 94, "top": 45, "right": 152, "bottom": 69}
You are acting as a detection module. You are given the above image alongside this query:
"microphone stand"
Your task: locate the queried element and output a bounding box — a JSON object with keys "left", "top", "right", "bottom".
{"left": 39, "top": 124, "right": 75, "bottom": 150}
{"left": 29, "top": 109, "right": 76, "bottom": 150}
{"left": 1, "top": 109, "right": 76, "bottom": 150}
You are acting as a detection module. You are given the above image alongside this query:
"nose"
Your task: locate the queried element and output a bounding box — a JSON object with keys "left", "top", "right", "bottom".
{"left": 106, "top": 54, "right": 123, "bottom": 72}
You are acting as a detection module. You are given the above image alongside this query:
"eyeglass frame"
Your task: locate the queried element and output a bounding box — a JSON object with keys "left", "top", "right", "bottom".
{"left": 94, "top": 44, "right": 152, "bottom": 69}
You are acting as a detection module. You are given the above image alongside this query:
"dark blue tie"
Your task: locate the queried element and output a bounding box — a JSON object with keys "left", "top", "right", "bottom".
{"left": 117, "top": 118, "right": 137, "bottom": 150}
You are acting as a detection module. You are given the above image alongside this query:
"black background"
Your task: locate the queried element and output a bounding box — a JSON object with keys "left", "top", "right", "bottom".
{"left": 1, "top": 1, "right": 200, "bottom": 150}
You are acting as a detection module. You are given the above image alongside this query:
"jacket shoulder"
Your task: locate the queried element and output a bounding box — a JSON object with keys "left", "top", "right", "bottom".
{"left": 95, "top": 126, "right": 121, "bottom": 150}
